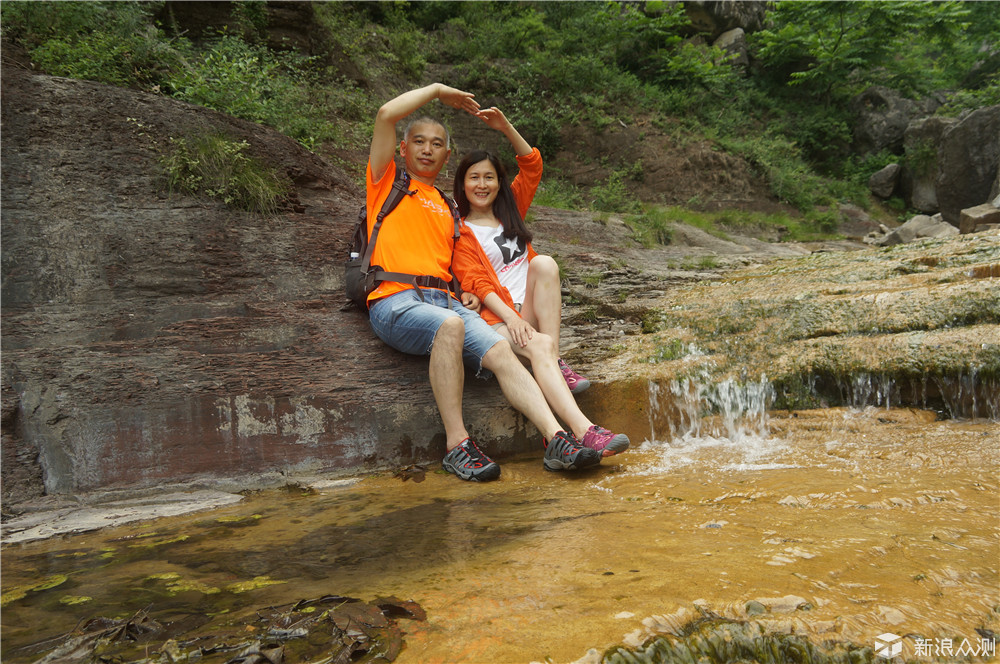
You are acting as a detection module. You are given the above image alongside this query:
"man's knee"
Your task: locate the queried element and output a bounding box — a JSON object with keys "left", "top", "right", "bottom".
{"left": 482, "top": 337, "right": 516, "bottom": 370}
{"left": 434, "top": 315, "right": 465, "bottom": 346}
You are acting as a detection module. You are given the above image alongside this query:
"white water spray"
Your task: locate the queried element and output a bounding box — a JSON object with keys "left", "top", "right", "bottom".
{"left": 640, "top": 370, "right": 787, "bottom": 473}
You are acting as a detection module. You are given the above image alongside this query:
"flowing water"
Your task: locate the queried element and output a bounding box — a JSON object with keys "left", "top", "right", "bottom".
{"left": 2, "top": 377, "right": 998, "bottom": 664}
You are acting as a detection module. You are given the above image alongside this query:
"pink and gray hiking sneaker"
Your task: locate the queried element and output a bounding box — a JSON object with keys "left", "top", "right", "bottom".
{"left": 558, "top": 358, "right": 590, "bottom": 394}
{"left": 581, "top": 425, "right": 630, "bottom": 457}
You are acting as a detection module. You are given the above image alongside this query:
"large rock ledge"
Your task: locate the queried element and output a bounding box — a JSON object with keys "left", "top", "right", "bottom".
{"left": 1, "top": 65, "right": 539, "bottom": 509}
{"left": 5, "top": 65, "right": 996, "bottom": 519}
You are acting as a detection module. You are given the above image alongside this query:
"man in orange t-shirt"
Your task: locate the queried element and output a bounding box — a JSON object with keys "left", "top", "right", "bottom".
{"left": 364, "top": 84, "right": 601, "bottom": 481}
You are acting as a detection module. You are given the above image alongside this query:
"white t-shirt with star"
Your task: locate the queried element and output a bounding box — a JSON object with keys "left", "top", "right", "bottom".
{"left": 468, "top": 222, "right": 530, "bottom": 306}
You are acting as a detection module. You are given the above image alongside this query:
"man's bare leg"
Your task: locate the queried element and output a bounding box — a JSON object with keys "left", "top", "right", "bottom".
{"left": 429, "top": 317, "right": 472, "bottom": 451}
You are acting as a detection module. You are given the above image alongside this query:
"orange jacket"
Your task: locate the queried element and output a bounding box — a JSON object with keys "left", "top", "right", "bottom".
{"left": 453, "top": 148, "right": 542, "bottom": 325}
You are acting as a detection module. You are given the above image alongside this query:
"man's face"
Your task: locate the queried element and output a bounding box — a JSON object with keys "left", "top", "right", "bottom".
{"left": 400, "top": 121, "right": 450, "bottom": 183}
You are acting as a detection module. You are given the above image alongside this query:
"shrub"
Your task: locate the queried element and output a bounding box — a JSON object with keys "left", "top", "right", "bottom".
{"left": 2, "top": 1, "right": 180, "bottom": 88}
{"left": 160, "top": 133, "right": 289, "bottom": 215}
{"left": 534, "top": 178, "right": 586, "bottom": 211}
{"left": 625, "top": 208, "right": 674, "bottom": 248}
{"left": 591, "top": 169, "right": 643, "bottom": 214}
{"left": 165, "top": 35, "right": 352, "bottom": 149}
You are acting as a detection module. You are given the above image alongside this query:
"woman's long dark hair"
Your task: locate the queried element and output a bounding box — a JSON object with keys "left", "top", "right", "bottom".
{"left": 454, "top": 150, "right": 533, "bottom": 245}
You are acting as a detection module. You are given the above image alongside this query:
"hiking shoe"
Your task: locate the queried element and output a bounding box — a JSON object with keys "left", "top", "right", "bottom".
{"left": 581, "top": 425, "right": 630, "bottom": 457}
{"left": 442, "top": 438, "right": 501, "bottom": 482}
{"left": 558, "top": 358, "right": 590, "bottom": 394}
{"left": 543, "top": 430, "right": 601, "bottom": 471}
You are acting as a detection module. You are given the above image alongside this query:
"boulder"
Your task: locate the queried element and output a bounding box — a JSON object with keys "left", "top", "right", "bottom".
{"left": 683, "top": 1, "right": 768, "bottom": 39}
{"left": 850, "top": 87, "right": 940, "bottom": 157}
{"left": 901, "top": 116, "right": 958, "bottom": 213}
{"left": 714, "top": 27, "right": 749, "bottom": 70}
{"left": 960, "top": 202, "right": 1000, "bottom": 234}
{"left": 879, "top": 214, "right": 958, "bottom": 246}
{"left": 936, "top": 104, "right": 1000, "bottom": 225}
{"left": 868, "top": 163, "right": 901, "bottom": 199}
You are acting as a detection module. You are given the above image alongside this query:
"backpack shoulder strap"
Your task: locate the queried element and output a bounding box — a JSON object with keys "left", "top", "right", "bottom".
{"left": 435, "top": 185, "right": 462, "bottom": 240}
{"left": 361, "top": 169, "right": 413, "bottom": 271}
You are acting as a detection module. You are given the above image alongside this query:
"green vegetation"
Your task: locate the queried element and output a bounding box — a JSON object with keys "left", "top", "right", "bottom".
{"left": 625, "top": 207, "right": 675, "bottom": 248}
{"left": 2, "top": 0, "right": 996, "bottom": 226}
{"left": 160, "top": 133, "right": 289, "bottom": 214}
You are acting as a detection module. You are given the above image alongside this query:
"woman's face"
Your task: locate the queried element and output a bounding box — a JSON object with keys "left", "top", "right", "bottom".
{"left": 463, "top": 159, "right": 499, "bottom": 215}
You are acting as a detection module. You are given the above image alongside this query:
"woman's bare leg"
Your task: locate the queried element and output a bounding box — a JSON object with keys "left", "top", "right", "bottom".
{"left": 519, "top": 255, "right": 562, "bottom": 347}
{"left": 495, "top": 324, "right": 593, "bottom": 438}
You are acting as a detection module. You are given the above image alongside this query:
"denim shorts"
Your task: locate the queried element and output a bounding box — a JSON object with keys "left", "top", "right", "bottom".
{"left": 368, "top": 288, "right": 503, "bottom": 377}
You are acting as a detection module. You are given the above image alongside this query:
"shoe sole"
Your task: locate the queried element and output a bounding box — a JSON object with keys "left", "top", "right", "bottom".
{"left": 543, "top": 447, "right": 601, "bottom": 471}
{"left": 601, "top": 434, "right": 630, "bottom": 456}
{"left": 442, "top": 462, "right": 501, "bottom": 482}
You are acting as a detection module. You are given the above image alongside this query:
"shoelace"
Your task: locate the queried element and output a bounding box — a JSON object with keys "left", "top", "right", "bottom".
{"left": 548, "top": 433, "right": 583, "bottom": 455}
{"left": 457, "top": 438, "right": 491, "bottom": 467}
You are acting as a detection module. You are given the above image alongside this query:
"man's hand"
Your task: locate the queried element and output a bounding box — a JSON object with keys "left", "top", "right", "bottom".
{"left": 461, "top": 292, "right": 481, "bottom": 312}
{"left": 438, "top": 85, "right": 481, "bottom": 116}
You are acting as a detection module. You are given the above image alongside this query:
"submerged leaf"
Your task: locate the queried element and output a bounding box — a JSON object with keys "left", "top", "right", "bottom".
{"left": 393, "top": 465, "right": 427, "bottom": 483}
{"left": 226, "top": 576, "right": 286, "bottom": 593}
{"left": 373, "top": 596, "right": 427, "bottom": 621}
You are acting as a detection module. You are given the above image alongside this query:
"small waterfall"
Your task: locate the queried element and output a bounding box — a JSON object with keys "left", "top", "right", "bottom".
{"left": 826, "top": 368, "right": 999, "bottom": 421}
{"left": 647, "top": 370, "right": 775, "bottom": 443}
{"left": 642, "top": 370, "right": 784, "bottom": 472}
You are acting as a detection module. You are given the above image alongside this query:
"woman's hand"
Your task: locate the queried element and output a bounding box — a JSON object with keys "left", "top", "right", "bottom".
{"left": 477, "top": 107, "right": 513, "bottom": 132}
{"left": 505, "top": 317, "right": 536, "bottom": 348}
{"left": 477, "top": 107, "right": 532, "bottom": 156}
{"left": 438, "top": 85, "right": 481, "bottom": 115}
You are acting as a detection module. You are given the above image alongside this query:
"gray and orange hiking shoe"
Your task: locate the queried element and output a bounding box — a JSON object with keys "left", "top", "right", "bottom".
{"left": 581, "top": 425, "right": 630, "bottom": 457}
{"left": 558, "top": 358, "right": 590, "bottom": 394}
{"left": 543, "top": 430, "right": 601, "bottom": 471}
{"left": 442, "top": 438, "right": 501, "bottom": 482}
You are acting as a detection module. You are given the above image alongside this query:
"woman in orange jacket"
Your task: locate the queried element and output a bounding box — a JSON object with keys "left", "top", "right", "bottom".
{"left": 452, "top": 107, "right": 629, "bottom": 457}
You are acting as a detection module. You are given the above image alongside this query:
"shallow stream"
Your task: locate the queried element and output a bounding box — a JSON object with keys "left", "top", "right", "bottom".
{"left": 3, "top": 398, "right": 997, "bottom": 663}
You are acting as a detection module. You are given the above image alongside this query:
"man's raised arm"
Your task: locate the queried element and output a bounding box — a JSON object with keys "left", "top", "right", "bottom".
{"left": 369, "top": 83, "right": 481, "bottom": 182}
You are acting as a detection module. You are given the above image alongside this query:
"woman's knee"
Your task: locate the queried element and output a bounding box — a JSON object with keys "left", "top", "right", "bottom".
{"left": 529, "top": 254, "right": 559, "bottom": 280}
{"left": 524, "top": 331, "right": 556, "bottom": 358}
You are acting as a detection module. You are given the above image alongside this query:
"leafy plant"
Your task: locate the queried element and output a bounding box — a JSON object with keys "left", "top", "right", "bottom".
{"left": 591, "top": 169, "right": 642, "bottom": 214}
{"left": 625, "top": 208, "right": 674, "bottom": 248}
{"left": 160, "top": 133, "right": 289, "bottom": 214}
{"left": 2, "top": 1, "right": 180, "bottom": 88}
{"left": 533, "top": 178, "right": 586, "bottom": 211}
{"left": 752, "top": 1, "right": 973, "bottom": 101}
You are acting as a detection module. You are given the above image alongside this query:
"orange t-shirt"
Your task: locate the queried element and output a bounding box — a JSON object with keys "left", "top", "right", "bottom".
{"left": 365, "top": 159, "right": 457, "bottom": 305}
